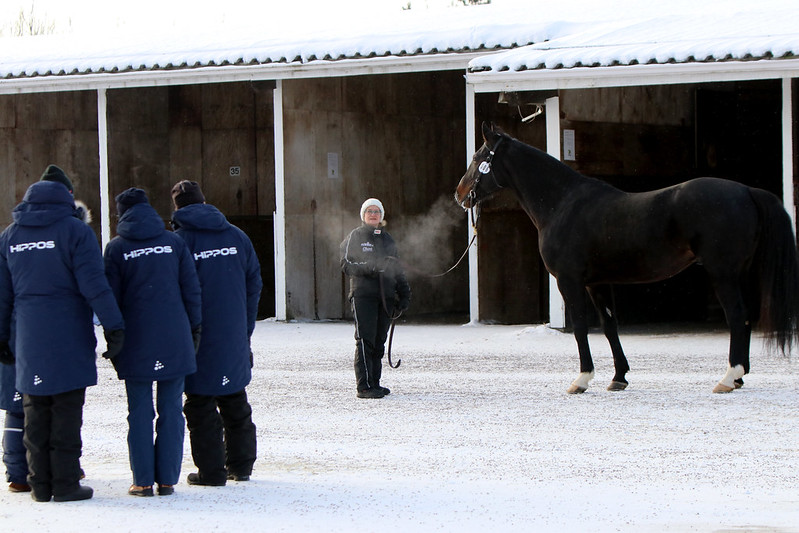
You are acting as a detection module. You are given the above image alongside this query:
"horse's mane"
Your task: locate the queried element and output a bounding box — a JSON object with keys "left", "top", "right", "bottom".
{"left": 494, "top": 126, "right": 621, "bottom": 192}
{"left": 494, "top": 126, "right": 619, "bottom": 194}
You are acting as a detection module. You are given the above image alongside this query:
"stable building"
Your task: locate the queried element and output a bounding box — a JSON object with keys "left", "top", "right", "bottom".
{"left": 1, "top": 2, "right": 797, "bottom": 327}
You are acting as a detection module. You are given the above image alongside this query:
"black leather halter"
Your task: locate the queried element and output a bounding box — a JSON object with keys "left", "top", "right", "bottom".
{"left": 470, "top": 136, "right": 505, "bottom": 205}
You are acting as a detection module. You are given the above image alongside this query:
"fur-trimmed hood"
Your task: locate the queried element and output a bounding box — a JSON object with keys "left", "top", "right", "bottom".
{"left": 74, "top": 199, "right": 92, "bottom": 224}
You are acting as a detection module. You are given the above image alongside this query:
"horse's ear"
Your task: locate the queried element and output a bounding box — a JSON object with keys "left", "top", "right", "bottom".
{"left": 481, "top": 121, "right": 501, "bottom": 147}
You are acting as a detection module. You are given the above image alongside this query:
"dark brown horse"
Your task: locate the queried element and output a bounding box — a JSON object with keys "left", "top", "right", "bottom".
{"left": 455, "top": 122, "right": 799, "bottom": 393}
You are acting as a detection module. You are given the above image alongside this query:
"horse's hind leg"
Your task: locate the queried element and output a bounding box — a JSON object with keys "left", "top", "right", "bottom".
{"left": 587, "top": 285, "right": 630, "bottom": 391}
{"left": 710, "top": 280, "right": 751, "bottom": 393}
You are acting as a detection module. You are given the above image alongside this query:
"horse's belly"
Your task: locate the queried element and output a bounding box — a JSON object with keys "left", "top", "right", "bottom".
{"left": 587, "top": 249, "right": 695, "bottom": 284}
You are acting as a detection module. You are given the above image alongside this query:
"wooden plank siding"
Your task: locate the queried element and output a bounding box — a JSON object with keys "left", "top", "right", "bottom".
{"left": 282, "top": 71, "right": 469, "bottom": 320}
{"left": 0, "top": 91, "right": 101, "bottom": 236}
{"left": 0, "top": 72, "right": 789, "bottom": 325}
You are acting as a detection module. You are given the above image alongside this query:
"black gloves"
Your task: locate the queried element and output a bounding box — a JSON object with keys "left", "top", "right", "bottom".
{"left": 249, "top": 348, "right": 254, "bottom": 369}
{"left": 192, "top": 326, "right": 202, "bottom": 353}
{"left": 0, "top": 340, "right": 14, "bottom": 365}
{"left": 371, "top": 257, "right": 391, "bottom": 276}
{"left": 102, "top": 329, "right": 125, "bottom": 360}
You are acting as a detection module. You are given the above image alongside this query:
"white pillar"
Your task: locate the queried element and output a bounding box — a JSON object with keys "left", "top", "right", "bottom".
{"left": 545, "top": 96, "right": 566, "bottom": 329}
{"left": 465, "top": 83, "right": 480, "bottom": 324}
{"left": 97, "top": 88, "right": 111, "bottom": 249}
{"left": 273, "top": 80, "right": 287, "bottom": 321}
{"left": 782, "top": 77, "right": 796, "bottom": 235}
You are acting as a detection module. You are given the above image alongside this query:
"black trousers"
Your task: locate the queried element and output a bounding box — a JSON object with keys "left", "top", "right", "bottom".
{"left": 184, "top": 389, "right": 256, "bottom": 482}
{"left": 352, "top": 295, "right": 393, "bottom": 392}
{"left": 23, "top": 388, "right": 86, "bottom": 499}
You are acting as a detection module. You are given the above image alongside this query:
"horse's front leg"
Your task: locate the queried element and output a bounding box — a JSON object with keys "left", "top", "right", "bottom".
{"left": 711, "top": 281, "right": 750, "bottom": 393}
{"left": 558, "top": 279, "right": 595, "bottom": 394}
{"left": 587, "top": 285, "right": 630, "bottom": 391}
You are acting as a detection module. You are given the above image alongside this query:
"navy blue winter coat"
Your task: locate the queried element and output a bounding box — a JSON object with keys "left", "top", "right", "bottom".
{"left": 104, "top": 202, "right": 202, "bottom": 381}
{"left": 0, "top": 181, "right": 124, "bottom": 396}
{"left": 171, "top": 203, "right": 262, "bottom": 396}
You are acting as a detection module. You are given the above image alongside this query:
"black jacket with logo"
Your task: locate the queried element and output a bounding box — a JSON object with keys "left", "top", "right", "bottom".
{"left": 340, "top": 224, "right": 411, "bottom": 304}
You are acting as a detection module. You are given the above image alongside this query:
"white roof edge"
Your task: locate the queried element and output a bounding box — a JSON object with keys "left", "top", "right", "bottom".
{"left": 467, "top": 58, "right": 799, "bottom": 93}
{"left": 0, "top": 52, "right": 483, "bottom": 95}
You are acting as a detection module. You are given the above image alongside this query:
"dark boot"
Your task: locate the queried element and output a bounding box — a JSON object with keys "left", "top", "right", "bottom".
{"left": 30, "top": 487, "right": 52, "bottom": 502}
{"left": 53, "top": 485, "right": 93, "bottom": 502}
{"left": 356, "top": 388, "right": 386, "bottom": 399}
{"left": 186, "top": 472, "right": 226, "bottom": 486}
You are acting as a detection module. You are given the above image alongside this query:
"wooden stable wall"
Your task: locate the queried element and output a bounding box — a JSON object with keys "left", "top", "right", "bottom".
{"left": 0, "top": 75, "right": 469, "bottom": 322}
{"left": 0, "top": 91, "right": 101, "bottom": 235}
{"left": 106, "top": 82, "right": 277, "bottom": 317}
{"left": 107, "top": 82, "right": 275, "bottom": 219}
{"left": 4, "top": 77, "right": 787, "bottom": 325}
{"left": 282, "top": 71, "right": 470, "bottom": 320}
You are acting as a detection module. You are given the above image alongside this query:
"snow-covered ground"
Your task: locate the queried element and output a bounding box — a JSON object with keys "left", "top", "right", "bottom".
{"left": 1, "top": 319, "right": 797, "bottom": 532}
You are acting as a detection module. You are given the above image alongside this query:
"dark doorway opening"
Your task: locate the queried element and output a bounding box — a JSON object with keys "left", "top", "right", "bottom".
{"left": 228, "top": 216, "right": 276, "bottom": 319}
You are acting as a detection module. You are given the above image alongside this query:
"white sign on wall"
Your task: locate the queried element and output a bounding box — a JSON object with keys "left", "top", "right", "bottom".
{"left": 563, "top": 129, "right": 576, "bottom": 161}
{"left": 327, "top": 152, "right": 340, "bottom": 179}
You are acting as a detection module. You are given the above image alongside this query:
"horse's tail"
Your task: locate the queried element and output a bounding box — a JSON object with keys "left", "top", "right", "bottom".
{"left": 749, "top": 188, "right": 799, "bottom": 354}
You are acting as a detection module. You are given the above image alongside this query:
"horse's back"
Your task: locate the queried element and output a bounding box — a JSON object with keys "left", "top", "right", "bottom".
{"left": 546, "top": 177, "right": 763, "bottom": 284}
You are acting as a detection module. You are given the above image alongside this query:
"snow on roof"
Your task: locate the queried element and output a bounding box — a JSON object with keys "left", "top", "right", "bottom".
{"left": 0, "top": 5, "right": 546, "bottom": 80}
{"left": 468, "top": 4, "right": 799, "bottom": 73}
{"left": 1, "top": 1, "right": 797, "bottom": 87}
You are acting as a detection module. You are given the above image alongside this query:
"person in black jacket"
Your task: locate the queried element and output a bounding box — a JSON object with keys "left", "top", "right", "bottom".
{"left": 170, "top": 180, "right": 262, "bottom": 487}
{"left": 104, "top": 188, "right": 202, "bottom": 497}
{"left": 0, "top": 166, "right": 125, "bottom": 503}
{"left": 340, "top": 198, "right": 411, "bottom": 399}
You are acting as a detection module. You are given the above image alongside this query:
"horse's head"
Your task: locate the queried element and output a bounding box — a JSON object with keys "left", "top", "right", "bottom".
{"left": 455, "top": 122, "right": 507, "bottom": 209}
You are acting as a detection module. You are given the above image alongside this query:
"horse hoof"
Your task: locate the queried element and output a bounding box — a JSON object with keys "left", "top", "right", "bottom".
{"left": 607, "top": 381, "right": 628, "bottom": 391}
{"left": 567, "top": 384, "right": 586, "bottom": 394}
{"left": 712, "top": 383, "right": 734, "bottom": 393}
{"left": 734, "top": 378, "right": 744, "bottom": 389}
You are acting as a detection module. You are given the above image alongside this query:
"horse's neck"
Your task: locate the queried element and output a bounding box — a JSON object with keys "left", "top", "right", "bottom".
{"left": 502, "top": 142, "right": 594, "bottom": 229}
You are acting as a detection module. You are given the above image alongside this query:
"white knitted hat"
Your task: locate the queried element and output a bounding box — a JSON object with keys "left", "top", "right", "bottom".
{"left": 360, "top": 198, "right": 384, "bottom": 223}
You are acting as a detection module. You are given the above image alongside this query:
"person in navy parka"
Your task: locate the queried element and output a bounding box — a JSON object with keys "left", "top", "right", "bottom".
{"left": 103, "top": 188, "right": 202, "bottom": 497}
{"left": 0, "top": 166, "right": 125, "bottom": 503}
{"left": 170, "top": 180, "right": 262, "bottom": 487}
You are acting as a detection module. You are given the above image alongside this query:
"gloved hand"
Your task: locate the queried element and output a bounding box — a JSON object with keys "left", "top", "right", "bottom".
{"left": 192, "top": 326, "right": 202, "bottom": 353}
{"left": 371, "top": 257, "right": 391, "bottom": 275}
{"left": 102, "top": 329, "right": 125, "bottom": 360}
{"left": 0, "top": 340, "right": 14, "bottom": 365}
{"left": 249, "top": 348, "right": 254, "bottom": 369}
{"left": 397, "top": 297, "right": 410, "bottom": 313}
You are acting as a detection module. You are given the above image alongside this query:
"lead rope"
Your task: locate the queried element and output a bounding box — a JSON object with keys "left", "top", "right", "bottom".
{"left": 379, "top": 272, "right": 403, "bottom": 368}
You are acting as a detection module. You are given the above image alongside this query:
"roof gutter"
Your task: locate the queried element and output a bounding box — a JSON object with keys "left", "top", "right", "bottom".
{"left": 466, "top": 58, "right": 799, "bottom": 92}
{"left": 0, "top": 52, "right": 486, "bottom": 95}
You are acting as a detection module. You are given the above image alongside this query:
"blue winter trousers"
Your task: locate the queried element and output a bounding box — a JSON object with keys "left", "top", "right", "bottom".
{"left": 125, "top": 377, "right": 185, "bottom": 487}
{"left": 3, "top": 409, "right": 27, "bottom": 484}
